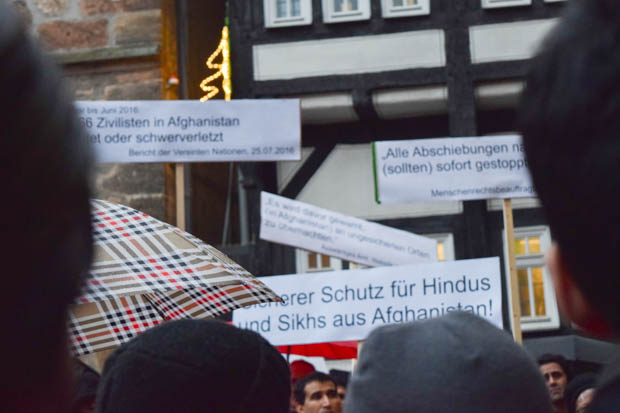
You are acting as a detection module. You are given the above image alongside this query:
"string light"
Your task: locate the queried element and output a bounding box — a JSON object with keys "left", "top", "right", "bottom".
{"left": 199, "top": 26, "right": 232, "bottom": 102}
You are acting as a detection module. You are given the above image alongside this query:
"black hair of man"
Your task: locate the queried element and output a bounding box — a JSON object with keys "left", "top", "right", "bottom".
{"left": 0, "top": 1, "right": 93, "bottom": 410}
{"left": 538, "top": 354, "right": 571, "bottom": 380}
{"left": 329, "top": 369, "right": 350, "bottom": 388}
{"left": 519, "top": 0, "right": 620, "bottom": 332}
{"left": 294, "top": 371, "right": 337, "bottom": 406}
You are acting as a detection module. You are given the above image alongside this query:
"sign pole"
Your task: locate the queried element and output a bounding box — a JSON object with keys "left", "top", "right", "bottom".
{"left": 175, "top": 163, "right": 186, "bottom": 231}
{"left": 161, "top": 0, "right": 181, "bottom": 227}
{"left": 503, "top": 198, "right": 522, "bottom": 344}
{"left": 354, "top": 341, "right": 364, "bottom": 369}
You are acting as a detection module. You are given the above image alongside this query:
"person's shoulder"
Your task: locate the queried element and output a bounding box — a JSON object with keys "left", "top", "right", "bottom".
{"left": 589, "top": 357, "right": 620, "bottom": 413}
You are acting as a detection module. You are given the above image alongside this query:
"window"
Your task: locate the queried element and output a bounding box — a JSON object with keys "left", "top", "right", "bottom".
{"left": 427, "top": 233, "right": 455, "bottom": 262}
{"left": 504, "top": 226, "right": 560, "bottom": 331}
{"left": 296, "top": 250, "right": 343, "bottom": 273}
{"left": 264, "top": 0, "right": 312, "bottom": 28}
{"left": 381, "top": 0, "right": 430, "bottom": 19}
{"left": 481, "top": 0, "right": 531, "bottom": 9}
{"left": 322, "top": 0, "right": 371, "bottom": 23}
{"left": 277, "top": 0, "right": 301, "bottom": 17}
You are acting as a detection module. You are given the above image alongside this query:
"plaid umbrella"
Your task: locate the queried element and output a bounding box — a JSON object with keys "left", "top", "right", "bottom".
{"left": 69, "top": 199, "right": 280, "bottom": 356}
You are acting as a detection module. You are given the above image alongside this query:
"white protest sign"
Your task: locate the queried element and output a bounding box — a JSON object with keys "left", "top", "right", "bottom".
{"left": 234, "top": 257, "right": 502, "bottom": 345}
{"left": 75, "top": 100, "right": 300, "bottom": 163}
{"left": 373, "top": 135, "right": 535, "bottom": 203}
{"left": 260, "top": 192, "right": 437, "bottom": 267}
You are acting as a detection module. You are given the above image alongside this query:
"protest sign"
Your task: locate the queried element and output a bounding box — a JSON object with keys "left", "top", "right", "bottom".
{"left": 373, "top": 135, "right": 535, "bottom": 203}
{"left": 75, "top": 100, "right": 300, "bottom": 163}
{"left": 260, "top": 192, "right": 438, "bottom": 267}
{"left": 233, "top": 257, "right": 502, "bottom": 346}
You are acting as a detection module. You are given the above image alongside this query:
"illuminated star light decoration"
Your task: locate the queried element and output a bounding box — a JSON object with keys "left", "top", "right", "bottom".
{"left": 199, "top": 25, "right": 232, "bottom": 102}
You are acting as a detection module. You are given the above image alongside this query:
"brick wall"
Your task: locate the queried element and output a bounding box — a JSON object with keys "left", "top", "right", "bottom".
{"left": 11, "top": 0, "right": 167, "bottom": 220}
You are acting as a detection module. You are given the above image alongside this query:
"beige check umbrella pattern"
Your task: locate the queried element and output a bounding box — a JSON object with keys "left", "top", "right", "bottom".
{"left": 69, "top": 199, "right": 281, "bottom": 355}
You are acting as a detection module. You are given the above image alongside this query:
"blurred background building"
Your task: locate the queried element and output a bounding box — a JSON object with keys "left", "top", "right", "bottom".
{"left": 10, "top": 0, "right": 614, "bottom": 373}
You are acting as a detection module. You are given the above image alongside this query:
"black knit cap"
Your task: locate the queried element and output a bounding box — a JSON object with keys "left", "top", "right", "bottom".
{"left": 95, "top": 319, "right": 290, "bottom": 413}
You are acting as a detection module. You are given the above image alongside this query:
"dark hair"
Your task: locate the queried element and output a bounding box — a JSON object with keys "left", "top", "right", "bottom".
{"left": 0, "top": 0, "right": 93, "bottom": 398}
{"left": 519, "top": 0, "right": 620, "bottom": 331}
{"left": 293, "top": 371, "right": 336, "bottom": 406}
{"left": 329, "top": 369, "right": 350, "bottom": 388}
{"left": 537, "top": 354, "right": 570, "bottom": 379}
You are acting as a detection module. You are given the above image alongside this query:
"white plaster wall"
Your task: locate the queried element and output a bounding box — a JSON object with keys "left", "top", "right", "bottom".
{"left": 296, "top": 144, "right": 462, "bottom": 220}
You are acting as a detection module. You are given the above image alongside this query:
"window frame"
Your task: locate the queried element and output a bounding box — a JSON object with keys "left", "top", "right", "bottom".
{"left": 322, "top": 0, "right": 371, "bottom": 23}
{"left": 296, "top": 249, "right": 343, "bottom": 273}
{"left": 381, "top": 0, "right": 430, "bottom": 19}
{"left": 503, "top": 225, "right": 560, "bottom": 332}
{"left": 481, "top": 0, "right": 532, "bottom": 9}
{"left": 264, "top": 0, "right": 313, "bottom": 28}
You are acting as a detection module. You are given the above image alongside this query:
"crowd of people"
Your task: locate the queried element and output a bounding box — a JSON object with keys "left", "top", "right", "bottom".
{"left": 538, "top": 354, "right": 598, "bottom": 413}
{"left": 69, "top": 328, "right": 602, "bottom": 413}
{"left": 1, "top": 0, "right": 619, "bottom": 411}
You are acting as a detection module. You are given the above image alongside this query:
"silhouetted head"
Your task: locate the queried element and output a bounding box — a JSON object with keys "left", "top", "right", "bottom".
{"left": 0, "top": 2, "right": 93, "bottom": 410}
{"left": 520, "top": 0, "right": 620, "bottom": 334}
{"left": 96, "top": 320, "right": 291, "bottom": 413}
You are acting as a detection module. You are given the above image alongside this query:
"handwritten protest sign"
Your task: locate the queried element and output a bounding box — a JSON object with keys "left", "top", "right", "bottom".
{"left": 260, "top": 192, "right": 438, "bottom": 267}
{"left": 373, "top": 135, "right": 535, "bottom": 203}
{"left": 75, "top": 100, "right": 300, "bottom": 163}
{"left": 233, "top": 257, "right": 502, "bottom": 345}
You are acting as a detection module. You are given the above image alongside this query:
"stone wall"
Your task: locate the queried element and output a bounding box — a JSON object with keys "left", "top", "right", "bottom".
{"left": 10, "top": 0, "right": 167, "bottom": 221}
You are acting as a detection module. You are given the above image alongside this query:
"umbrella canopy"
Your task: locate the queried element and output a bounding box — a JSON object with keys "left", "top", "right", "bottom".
{"left": 524, "top": 335, "right": 619, "bottom": 365}
{"left": 69, "top": 200, "right": 281, "bottom": 356}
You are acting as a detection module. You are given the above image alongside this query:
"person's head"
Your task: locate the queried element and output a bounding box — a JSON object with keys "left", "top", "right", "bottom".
{"left": 538, "top": 354, "right": 570, "bottom": 405}
{"left": 519, "top": 0, "right": 620, "bottom": 336}
{"left": 329, "top": 370, "right": 350, "bottom": 401}
{"left": 345, "top": 312, "right": 551, "bottom": 413}
{"left": 290, "top": 360, "right": 317, "bottom": 412}
{"left": 565, "top": 373, "right": 597, "bottom": 413}
{"left": 294, "top": 371, "right": 342, "bottom": 413}
{"left": 0, "top": 1, "right": 93, "bottom": 411}
{"left": 72, "top": 360, "right": 100, "bottom": 413}
{"left": 575, "top": 389, "right": 595, "bottom": 413}
{"left": 95, "top": 320, "right": 291, "bottom": 413}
